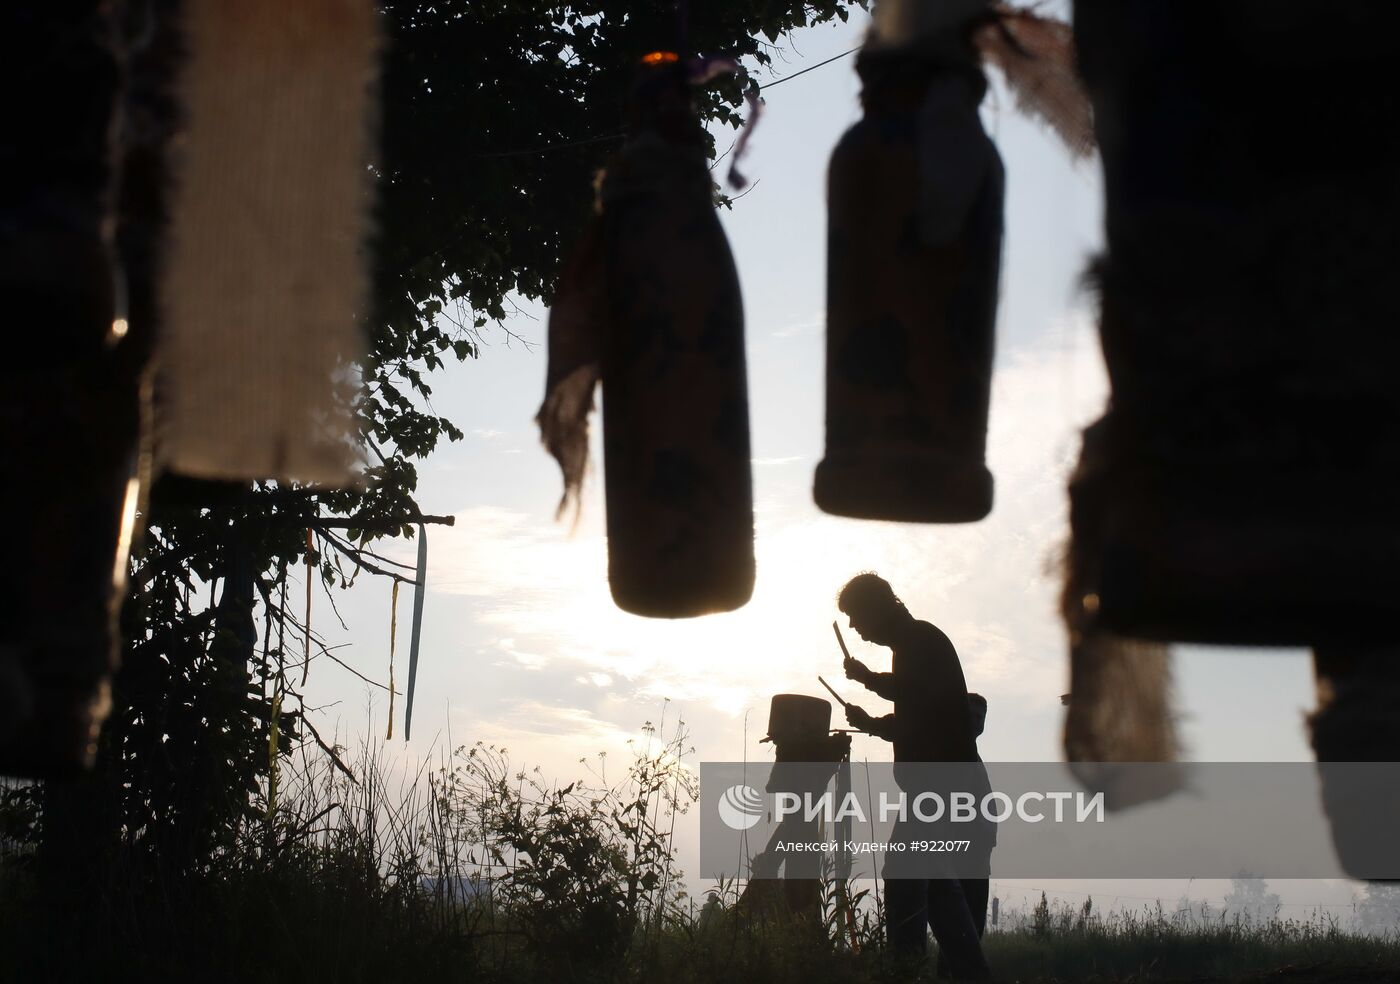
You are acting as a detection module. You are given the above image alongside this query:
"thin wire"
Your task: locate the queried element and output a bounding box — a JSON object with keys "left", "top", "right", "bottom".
{"left": 759, "top": 45, "right": 859, "bottom": 91}
{"left": 397, "top": 41, "right": 859, "bottom": 292}
{"left": 465, "top": 45, "right": 859, "bottom": 161}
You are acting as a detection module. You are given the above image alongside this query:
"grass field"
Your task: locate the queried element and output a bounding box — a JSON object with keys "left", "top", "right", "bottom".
{"left": 4, "top": 730, "right": 1399, "bottom": 983}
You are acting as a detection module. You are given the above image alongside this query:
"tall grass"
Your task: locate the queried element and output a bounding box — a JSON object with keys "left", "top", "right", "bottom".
{"left": 987, "top": 893, "right": 1400, "bottom": 982}
{"left": 4, "top": 722, "right": 1400, "bottom": 983}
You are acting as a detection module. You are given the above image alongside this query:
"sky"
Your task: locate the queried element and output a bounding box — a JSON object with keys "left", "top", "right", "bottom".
{"left": 299, "top": 8, "right": 1364, "bottom": 919}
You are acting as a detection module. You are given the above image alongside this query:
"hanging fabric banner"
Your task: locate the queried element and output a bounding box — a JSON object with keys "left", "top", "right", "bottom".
{"left": 403, "top": 523, "right": 428, "bottom": 741}
{"left": 385, "top": 580, "right": 399, "bottom": 741}
{"left": 159, "top": 0, "right": 378, "bottom": 484}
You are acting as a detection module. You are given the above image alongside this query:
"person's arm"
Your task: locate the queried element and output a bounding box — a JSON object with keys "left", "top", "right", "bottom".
{"left": 862, "top": 670, "right": 900, "bottom": 702}
{"left": 846, "top": 704, "right": 897, "bottom": 742}
{"left": 845, "top": 656, "right": 900, "bottom": 701}
{"left": 865, "top": 712, "right": 897, "bottom": 742}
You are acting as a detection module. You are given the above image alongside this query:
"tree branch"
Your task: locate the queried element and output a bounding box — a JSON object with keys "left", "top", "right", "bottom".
{"left": 299, "top": 717, "right": 359, "bottom": 785}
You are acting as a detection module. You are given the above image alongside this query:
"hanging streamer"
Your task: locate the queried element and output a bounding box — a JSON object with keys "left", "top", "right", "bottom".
{"left": 685, "top": 55, "right": 762, "bottom": 189}
{"left": 403, "top": 523, "right": 427, "bottom": 740}
{"left": 267, "top": 685, "right": 283, "bottom": 817}
{"left": 302, "top": 528, "right": 313, "bottom": 685}
{"left": 385, "top": 580, "right": 399, "bottom": 741}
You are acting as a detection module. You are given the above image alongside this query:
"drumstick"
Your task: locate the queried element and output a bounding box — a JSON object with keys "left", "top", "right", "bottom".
{"left": 817, "top": 675, "right": 849, "bottom": 709}
{"left": 832, "top": 620, "right": 853, "bottom": 661}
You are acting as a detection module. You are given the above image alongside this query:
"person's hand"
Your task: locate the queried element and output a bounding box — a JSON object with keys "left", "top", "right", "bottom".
{"left": 843, "top": 655, "right": 869, "bottom": 683}
{"left": 845, "top": 704, "right": 873, "bottom": 731}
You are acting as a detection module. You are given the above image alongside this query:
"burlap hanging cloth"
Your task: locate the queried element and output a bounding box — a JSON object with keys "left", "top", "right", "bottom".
{"left": 159, "top": 0, "right": 378, "bottom": 484}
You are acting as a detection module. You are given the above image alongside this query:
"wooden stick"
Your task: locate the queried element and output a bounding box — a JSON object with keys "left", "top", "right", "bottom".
{"left": 832, "top": 620, "right": 853, "bottom": 661}
{"left": 818, "top": 675, "right": 849, "bottom": 709}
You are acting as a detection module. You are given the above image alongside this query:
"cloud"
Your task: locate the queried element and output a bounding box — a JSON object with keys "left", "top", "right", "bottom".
{"left": 455, "top": 698, "right": 676, "bottom": 775}
{"left": 770, "top": 316, "right": 824, "bottom": 339}
{"left": 421, "top": 505, "right": 582, "bottom": 600}
{"left": 495, "top": 636, "right": 549, "bottom": 670}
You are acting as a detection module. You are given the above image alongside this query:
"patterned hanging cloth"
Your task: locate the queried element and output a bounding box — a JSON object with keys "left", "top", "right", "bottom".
{"left": 815, "top": 0, "right": 1092, "bottom": 524}
{"left": 537, "top": 53, "right": 756, "bottom": 619}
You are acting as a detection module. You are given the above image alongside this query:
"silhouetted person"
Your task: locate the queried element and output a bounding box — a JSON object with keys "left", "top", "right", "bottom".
{"left": 741, "top": 695, "right": 850, "bottom": 920}
{"left": 839, "top": 572, "right": 993, "bottom": 981}
{"left": 698, "top": 890, "right": 722, "bottom": 929}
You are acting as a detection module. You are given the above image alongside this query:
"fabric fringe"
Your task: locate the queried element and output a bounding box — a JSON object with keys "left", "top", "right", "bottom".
{"left": 536, "top": 211, "right": 607, "bottom": 524}
{"left": 975, "top": 6, "right": 1095, "bottom": 159}
{"left": 1060, "top": 535, "right": 1185, "bottom": 809}
{"left": 1064, "top": 630, "right": 1184, "bottom": 809}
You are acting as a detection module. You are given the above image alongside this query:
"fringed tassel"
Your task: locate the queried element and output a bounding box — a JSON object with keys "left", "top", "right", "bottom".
{"left": 1061, "top": 420, "right": 1184, "bottom": 809}
{"left": 536, "top": 214, "right": 607, "bottom": 524}
{"left": 1063, "top": 630, "right": 1184, "bottom": 809}
{"left": 974, "top": 6, "right": 1095, "bottom": 159}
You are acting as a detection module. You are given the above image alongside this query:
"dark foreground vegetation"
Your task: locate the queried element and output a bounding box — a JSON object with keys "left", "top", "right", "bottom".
{"left": 4, "top": 726, "right": 1399, "bottom": 984}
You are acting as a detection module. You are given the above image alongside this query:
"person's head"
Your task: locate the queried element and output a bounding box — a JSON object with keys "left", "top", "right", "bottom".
{"left": 837, "top": 572, "right": 910, "bottom": 645}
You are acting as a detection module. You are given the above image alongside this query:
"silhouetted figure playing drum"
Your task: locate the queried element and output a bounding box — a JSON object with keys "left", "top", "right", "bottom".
{"left": 839, "top": 572, "right": 994, "bottom": 981}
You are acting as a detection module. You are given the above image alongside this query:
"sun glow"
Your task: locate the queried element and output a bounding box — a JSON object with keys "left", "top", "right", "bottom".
{"left": 426, "top": 326, "right": 1109, "bottom": 759}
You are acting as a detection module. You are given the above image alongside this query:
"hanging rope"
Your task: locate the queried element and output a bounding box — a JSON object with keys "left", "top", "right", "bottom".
{"left": 302, "top": 528, "right": 313, "bottom": 685}
{"left": 267, "top": 684, "right": 283, "bottom": 818}
{"left": 385, "top": 579, "right": 399, "bottom": 740}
